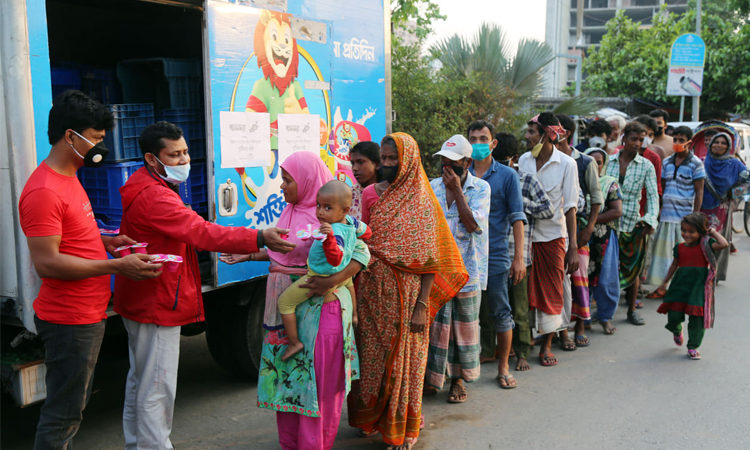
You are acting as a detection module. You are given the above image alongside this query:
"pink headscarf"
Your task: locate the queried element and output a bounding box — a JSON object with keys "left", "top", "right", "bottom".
{"left": 267, "top": 152, "right": 333, "bottom": 267}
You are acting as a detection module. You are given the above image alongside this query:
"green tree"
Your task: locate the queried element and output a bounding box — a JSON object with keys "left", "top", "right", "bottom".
{"left": 580, "top": 4, "right": 750, "bottom": 116}
{"left": 392, "top": 0, "right": 446, "bottom": 39}
{"left": 392, "top": 23, "right": 596, "bottom": 177}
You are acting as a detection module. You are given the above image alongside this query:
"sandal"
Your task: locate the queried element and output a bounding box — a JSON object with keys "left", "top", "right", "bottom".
{"left": 423, "top": 385, "right": 438, "bottom": 396}
{"left": 673, "top": 330, "right": 684, "bottom": 346}
{"left": 635, "top": 300, "right": 644, "bottom": 309}
{"left": 539, "top": 352, "right": 558, "bottom": 366}
{"left": 496, "top": 374, "right": 517, "bottom": 389}
{"left": 357, "top": 428, "right": 380, "bottom": 438}
{"left": 688, "top": 349, "right": 701, "bottom": 360}
{"left": 646, "top": 287, "right": 667, "bottom": 299}
{"left": 447, "top": 382, "right": 467, "bottom": 403}
{"left": 560, "top": 338, "right": 577, "bottom": 351}
{"left": 575, "top": 335, "right": 590, "bottom": 347}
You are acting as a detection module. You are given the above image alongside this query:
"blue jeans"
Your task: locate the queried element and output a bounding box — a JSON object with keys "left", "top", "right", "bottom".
{"left": 482, "top": 271, "right": 515, "bottom": 333}
{"left": 34, "top": 316, "right": 105, "bottom": 450}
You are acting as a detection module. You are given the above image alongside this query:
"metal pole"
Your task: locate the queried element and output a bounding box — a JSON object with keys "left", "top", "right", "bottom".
{"left": 679, "top": 96, "right": 685, "bottom": 122}
{"left": 692, "top": 0, "right": 701, "bottom": 121}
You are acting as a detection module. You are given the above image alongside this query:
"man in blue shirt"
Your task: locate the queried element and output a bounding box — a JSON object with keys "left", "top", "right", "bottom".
{"left": 468, "top": 120, "right": 526, "bottom": 389}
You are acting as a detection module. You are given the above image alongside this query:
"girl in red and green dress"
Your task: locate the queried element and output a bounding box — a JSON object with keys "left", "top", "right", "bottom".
{"left": 656, "top": 213, "right": 728, "bottom": 360}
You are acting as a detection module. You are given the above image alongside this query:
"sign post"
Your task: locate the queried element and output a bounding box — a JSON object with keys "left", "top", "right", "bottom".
{"left": 666, "top": 33, "right": 706, "bottom": 121}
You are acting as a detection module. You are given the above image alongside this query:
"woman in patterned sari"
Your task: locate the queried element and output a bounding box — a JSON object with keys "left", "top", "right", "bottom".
{"left": 349, "top": 133, "right": 468, "bottom": 449}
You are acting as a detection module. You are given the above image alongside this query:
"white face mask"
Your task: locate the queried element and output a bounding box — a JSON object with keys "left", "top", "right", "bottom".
{"left": 153, "top": 155, "right": 190, "bottom": 184}
{"left": 642, "top": 136, "right": 652, "bottom": 149}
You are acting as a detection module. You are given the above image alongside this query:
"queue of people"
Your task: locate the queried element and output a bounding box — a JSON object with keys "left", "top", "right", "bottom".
{"left": 19, "top": 90, "right": 749, "bottom": 450}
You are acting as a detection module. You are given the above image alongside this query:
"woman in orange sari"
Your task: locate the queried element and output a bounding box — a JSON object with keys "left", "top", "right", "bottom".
{"left": 349, "top": 133, "right": 468, "bottom": 449}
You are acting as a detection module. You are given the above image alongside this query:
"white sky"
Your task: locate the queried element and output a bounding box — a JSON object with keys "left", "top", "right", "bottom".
{"left": 425, "top": 0, "right": 548, "bottom": 52}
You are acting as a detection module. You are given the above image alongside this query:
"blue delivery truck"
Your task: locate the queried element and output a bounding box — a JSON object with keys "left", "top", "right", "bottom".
{"left": 0, "top": 0, "right": 392, "bottom": 406}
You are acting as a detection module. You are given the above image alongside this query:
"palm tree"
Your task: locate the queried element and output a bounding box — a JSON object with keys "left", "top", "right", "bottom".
{"left": 430, "top": 22, "right": 595, "bottom": 116}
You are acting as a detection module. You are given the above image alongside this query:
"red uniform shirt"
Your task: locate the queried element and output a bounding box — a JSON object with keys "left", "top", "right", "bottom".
{"left": 19, "top": 162, "right": 110, "bottom": 325}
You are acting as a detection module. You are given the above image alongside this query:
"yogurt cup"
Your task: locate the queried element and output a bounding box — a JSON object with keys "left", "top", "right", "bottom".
{"left": 150, "top": 254, "right": 183, "bottom": 272}
{"left": 131, "top": 243, "right": 148, "bottom": 254}
{"left": 115, "top": 245, "right": 133, "bottom": 256}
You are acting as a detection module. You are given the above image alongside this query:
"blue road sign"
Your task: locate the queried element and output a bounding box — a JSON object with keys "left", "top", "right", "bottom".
{"left": 669, "top": 33, "right": 706, "bottom": 67}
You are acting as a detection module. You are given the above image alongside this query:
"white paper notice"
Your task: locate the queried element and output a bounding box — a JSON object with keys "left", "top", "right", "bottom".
{"left": 219, "top": 111, "right": 271, "bottom": 168}
{"left": 277, "top": 114, "right": 320, "bottom": 164}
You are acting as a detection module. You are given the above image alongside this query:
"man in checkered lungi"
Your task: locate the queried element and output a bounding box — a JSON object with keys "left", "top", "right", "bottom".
{"left": 425, "top": 135, "right": 491, "bottom": 403}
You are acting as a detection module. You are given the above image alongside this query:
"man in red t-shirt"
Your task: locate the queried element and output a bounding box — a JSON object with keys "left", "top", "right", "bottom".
{"left": 19, "top": 91, "right": 162, "bottom": 450}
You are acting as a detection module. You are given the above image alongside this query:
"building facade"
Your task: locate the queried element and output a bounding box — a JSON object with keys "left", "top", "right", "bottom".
{"left": 543, "top": 0, "right": 688, "bottom": 97}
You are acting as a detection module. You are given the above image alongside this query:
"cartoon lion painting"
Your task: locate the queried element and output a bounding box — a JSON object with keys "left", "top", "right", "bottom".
{"left": 246, "top": 9, "right": 309, "bottom": 144}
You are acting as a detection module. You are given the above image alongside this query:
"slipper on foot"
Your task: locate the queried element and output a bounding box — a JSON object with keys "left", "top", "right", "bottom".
{"left": 635, "top": 300, "right": 644, "bottom": 309}
{"left": 646, "top": 288, "right": 667, "bottom": 299}
{"left": 674, "top": 330, "right": 684, "bottom": 346}
{"left": 575, "top": 335, "right": 590, "bottom": 347}
{"left": 497, "top": 374, "right": 517, "bottom": 389}
{"left": 560, "top": 339, "right": 577, "bottom": 351}
{"left": 688, "top": 349, "right": 701, "bottom": 360}
{"left": 540, "top": 352, "right": 558, "bottom": 366}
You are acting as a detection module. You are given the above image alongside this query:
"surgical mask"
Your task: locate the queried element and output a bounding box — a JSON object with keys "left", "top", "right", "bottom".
{"left": 442, "top": 164, "right": 465, "bottom": 178}
{"left": 70, "top": 130, "right": 109, "bottom": 168}
{"left": 531, "top": 136, "right": 545, "bottom": 158}
{"left": 152, "top": 155, "right": 191, "bottom": 184}
{"left": 378, "top": 164, "right": 399, "bottom": 183}
{"left": 673, "top": 142, "right": 689, "bottom": 153}
{"left": 641, "top": 136, "right": 652, "bottom": 148}
{"left": 471, "top": 143, "right": 491, "bottom": 160}
{"left": 497, "top": 158, "right": 512, "bottom": 167}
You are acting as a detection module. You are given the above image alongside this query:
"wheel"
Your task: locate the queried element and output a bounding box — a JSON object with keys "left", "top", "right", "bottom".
{"left": 229, "top": 281, "right": 267, "bottom": 378}
{"left": 732, "top": 197, "right": 745, "bottom": 234}
{"left": 204, "top": 285, "right": 242, "bottom": 375}
{"left": 745, "top": 200, "right": 750, "bottom": 238}
{"left": 204, "top": 280, "right": 266, "bottom": 379}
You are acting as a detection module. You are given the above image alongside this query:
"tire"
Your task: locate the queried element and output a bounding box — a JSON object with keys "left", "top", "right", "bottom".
{"left": 204, "top": 286, "right": 242, "bottom": 375}
{"left": 204, "top": 280, "right": 266, "bottom": 379}
{"left": 732, "top": 198, "right": 745, "bottom": 234}
{"left": 745, "top": 201, "right": 750, "bottom": 238}
{"left": 229, "top": 280, "right": 267, "bottom": 379}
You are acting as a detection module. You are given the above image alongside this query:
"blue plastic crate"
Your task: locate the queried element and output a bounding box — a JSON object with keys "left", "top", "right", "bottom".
{"left": 118, "top": 58, "right": 202, "bottom": 112}
{"left": 51, "top": 67, "right": 81, "bottom": 99}
{"left": 79, "top": 161, "right": 144, "bottom": 213}
{"left": 161, "top": 108, "right": 206, "bottom": 159}
{"left": 94, "top": 210, "right": 123, "bottom": 228}
{"left": 80, "top": 67, "right": 120, "bottom": 105}
{"left": 104, "top": 104, "right": 154, "bottom": 161}
{"left": 178, "top": 161, "right": 207, "bottom": 207}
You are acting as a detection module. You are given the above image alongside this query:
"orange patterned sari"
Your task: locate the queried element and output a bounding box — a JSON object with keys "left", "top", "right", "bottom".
{"left": 348, "top": 133, "right": 468, "bottom": 446}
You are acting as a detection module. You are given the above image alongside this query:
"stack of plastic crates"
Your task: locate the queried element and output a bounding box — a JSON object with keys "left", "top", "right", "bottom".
{"left": 104, "top": 104, "right": 154, "bottom": 161}
{"left": 118, "top": 58, "right": 203, "bottom": 113}
{"left": 78, "top": 161, "right": 144, "bottom": 227}
{"left": 161, "top": 108, "right": 206, "bottom": 160}
{"left": 178, "top": 162, "right": 208, "bottom": 215}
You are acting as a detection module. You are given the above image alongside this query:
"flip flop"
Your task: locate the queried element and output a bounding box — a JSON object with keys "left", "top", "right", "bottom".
{"left": 674, "top": 330, "right": 684, "bottom": 346}
{"left": 423, "top": 385, "right": 438, "bottom": 396}
{"left": 496, "top": 374, "right": 517, "bottom": 389}
{"left": 357, "top": 429, "right": 380, "bottom": 438}
{"left": 646, "top": 287, "right": 667, "bottom": 299}
{"left": 688, "top": 349, "right": 701, "bottom": 360}
{"left": 575, "top": 335, "right": 590, "bottom": 347}
{"left": 540, "top": 352, "right": 558, "bottom": 366}
{"left": 560, "top": 338, "right": 577, "bottom": 351}
{"left": 447, "top": 382, "right": 467, "bottom": 403}
{"left": 635, "top": 300, "right": 644, "bottom": 309}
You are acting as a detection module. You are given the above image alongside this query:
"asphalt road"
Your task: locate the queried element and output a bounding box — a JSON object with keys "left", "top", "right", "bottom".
{"left": 3, "top": 234, "right": 750, "bottom": 450}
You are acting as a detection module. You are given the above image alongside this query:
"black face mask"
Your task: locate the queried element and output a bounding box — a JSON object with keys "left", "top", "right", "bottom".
{"left": 378, "top": 164, "right": 399, "bottom": 183}
{"left": 655, "top": 126, "right": 664, "bottom": 137}
{"left": 70, "top": 130, "right": 109, "bottom": 168}
{"left": 442, "top": 164, "right": 465, "bottom": 178}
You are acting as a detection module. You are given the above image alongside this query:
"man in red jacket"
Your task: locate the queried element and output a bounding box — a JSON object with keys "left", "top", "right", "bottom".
{"left": 113, "top": 122, "right": 294, "bottom": 450}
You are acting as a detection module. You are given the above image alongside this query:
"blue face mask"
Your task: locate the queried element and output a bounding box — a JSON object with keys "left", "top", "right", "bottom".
{"left": 153, "top": 155, "right": 190, "bottom": 184}
{"left": 471, "top": 143, "right": 491, "bottom": 160}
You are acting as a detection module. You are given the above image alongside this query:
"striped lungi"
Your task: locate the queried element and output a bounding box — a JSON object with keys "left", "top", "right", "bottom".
{"left": 645, "top": 221, "right": 683, "bottom": 286}
{"left": 425, "top": 291, "right": 480, "bottom": 389}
